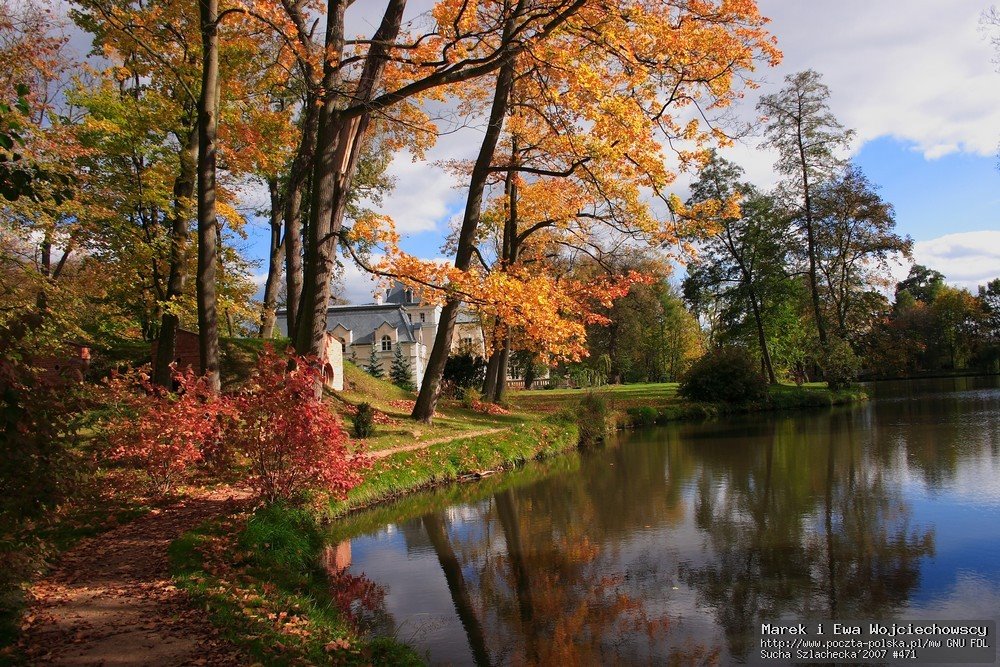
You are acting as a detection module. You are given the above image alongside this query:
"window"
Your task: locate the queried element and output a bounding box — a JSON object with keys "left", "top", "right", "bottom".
{"left": 405, "top": 289, "right": 413, "bottom": 303}
{"left": 420, "top": 312, "right": 426, "bottom": 323}
{"left": 462, "top": 337, "right": 473, "bottom": 347}
{"left": 381, "top": 335, "right": 392, "bottom": 351}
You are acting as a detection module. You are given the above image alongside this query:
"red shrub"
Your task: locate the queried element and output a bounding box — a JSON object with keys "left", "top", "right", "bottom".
{"left": 103, "top": 367, "right": 233, "bottom": 494}
{"left": 229, "top": 347, "right": 367, "bottom": 503}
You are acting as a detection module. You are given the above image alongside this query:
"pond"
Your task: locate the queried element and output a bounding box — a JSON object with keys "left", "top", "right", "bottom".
{"left": 326, "top": 376, "right": 1000, "bottom": 665}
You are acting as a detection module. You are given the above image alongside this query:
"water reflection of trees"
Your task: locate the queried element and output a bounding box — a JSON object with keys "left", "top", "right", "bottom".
{"left": 680, "top": 411, "right": 934, "bottom": 661}
{"left": 338, "top": 397, "right": 987, "bottom": 664}
{"left": 406, "top": 439, "right": 716, "bottom": 665}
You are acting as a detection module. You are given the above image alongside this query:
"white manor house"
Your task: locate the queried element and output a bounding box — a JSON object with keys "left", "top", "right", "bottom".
{"left": 276, "top": 282, "right": 486, "bottom": 388}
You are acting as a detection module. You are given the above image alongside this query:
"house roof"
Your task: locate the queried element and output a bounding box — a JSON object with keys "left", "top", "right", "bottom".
{"left": 384, "top": 281, "right": 421, "bottom": 305}
{"left": 323, "top": 304, "right": 417, "bottom": 345}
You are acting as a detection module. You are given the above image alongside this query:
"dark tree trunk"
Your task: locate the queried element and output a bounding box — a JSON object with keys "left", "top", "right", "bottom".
{"left": 489, "top": 148, "right": 517, "bottom": 404}
{"left": 492, "top": 335, "right": 510, "bottom": 403}
{"left": 482, "top": 344, "right": 502, "bottom": 398}
{"left": 259, "top": 177, "right": 285, "bottom": 339}
{"left": 747, "top": 285, "right": 777, "bottom": 384}
{"left": 196, "top": 0, "right": 221, "bottom": 393}
{"left": 411, "top": 45, "right": 517, "bottom": 422}
{"left": 153, "top": 126, "right": 197, "bottom": 386}
{"left": 282, "top": 91, "right": 318, "bottom": 340}
{"left": 294, "top": 0, "right": 406, "bottom": 367}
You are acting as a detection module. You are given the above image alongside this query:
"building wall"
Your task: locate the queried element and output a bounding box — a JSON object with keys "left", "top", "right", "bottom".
{"left": 452, "top": 320, "right": 486, "bottom": 356}
{"left": 321, "top": 333, "right": 344, "bottom": 391}
{"left": 150, "top": 329, "right": 202, "bottom": 375}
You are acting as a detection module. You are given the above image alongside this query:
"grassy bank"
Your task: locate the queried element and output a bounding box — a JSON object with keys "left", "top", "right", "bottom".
{"left": 512, "top": 381, "right": 868, "bottom": 429}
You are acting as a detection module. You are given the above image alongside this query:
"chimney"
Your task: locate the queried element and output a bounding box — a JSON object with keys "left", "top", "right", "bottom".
{"left": 374, "top": 292, "right": 383, "bottom": 305}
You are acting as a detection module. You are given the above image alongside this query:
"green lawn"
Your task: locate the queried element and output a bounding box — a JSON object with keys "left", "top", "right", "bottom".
{"left": 511, "top": 382, "right": 681, "bottom": 413}
{"left": 333, "top": 362, "right": 541, "bottom": 454}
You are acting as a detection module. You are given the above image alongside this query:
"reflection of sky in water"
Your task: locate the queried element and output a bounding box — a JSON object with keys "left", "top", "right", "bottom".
{"left": 340, "top": 378, "right": 1000, "bottom": 665}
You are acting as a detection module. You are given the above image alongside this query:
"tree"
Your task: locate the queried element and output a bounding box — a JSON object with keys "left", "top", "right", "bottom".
{"left": 813, "top": 165, "right": 911, "bottom": 341}
{"left": 977, "top": 279, "right": 1000, "bottom": 372}
{"left": 364, "top": 345, "right": 383, "bottom": 379}
{"left": 291, "top": 0, "right": 597, "bottom": 366}
{"left": 194, "top": 0, "right": 222, "bottom": 392}
{"left": 395, "top": 0, "right": 780, "bottom": 420}
{"left": 682, "top": 152, "right": 793, "bottom": 383}
{"left": 896, "top": 264, "right": 945, "bottom": 304}
{"left": 758, "top": 70, "right": 854, "bottom": 349}
{"left": 931, "top": 286, "right": 981, "bottom": 370}
{"left": 389, "top": 344, "right": 413, "bottom": 391}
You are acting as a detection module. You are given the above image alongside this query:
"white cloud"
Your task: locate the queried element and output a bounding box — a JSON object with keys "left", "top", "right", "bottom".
{"left": 753, "top": 0, "right": 1000, "bottom": 160}
{"left": 909, "top": 230, "right": 1000, "bottom": 289}
{"left": 336, "top": 256, "right": 382, "bottom": 304}
{"left": 369, "top": 148, "right": 462, "bottom": 235}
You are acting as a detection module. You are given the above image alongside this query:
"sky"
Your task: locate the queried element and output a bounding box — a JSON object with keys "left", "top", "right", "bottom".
{"left": 226, "top": 0, "right": 1000, "bottom": 303}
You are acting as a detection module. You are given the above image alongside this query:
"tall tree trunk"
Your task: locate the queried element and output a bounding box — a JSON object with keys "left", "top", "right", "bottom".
{"left": 489, "top": 147, "right": 517, "bottom": 404}
{"left": 492, "top": 334, "right": 511, "bottom": 403}
{"left": 747, "top": 286, "right": 777, "bottom": 384}
{"left": 196, "top": 0, "right": 221, "bottom": 393}
{"left": 482, "top": 342, "right": 502, "bottom": 398}
{"left": 796, "top": 118, "right": 828, "bottom": 348}
{"left": 282, "top": 92, "right": 318, "bottom": 340}
{"left": 259, "top": 177, "right": 285, "bottom": 338}
{"left": 411, "top": 45, "right": 517, "bottom": 422}
{"left": 294, "top": 0, "right": 406, "bottom": 367}
{"left": 153, "top": 126, "right": 197, "bottom": 386}
{"left": 36, "top": 232, "right": 52, "bottom": 312}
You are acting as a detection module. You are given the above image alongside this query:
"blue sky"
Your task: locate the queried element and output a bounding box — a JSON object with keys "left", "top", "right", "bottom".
{"left": 228, "top": 0, "right": 1000, "bottom": 303}
{"left": 855, "top": 138, "right": 999, "bottom": 243}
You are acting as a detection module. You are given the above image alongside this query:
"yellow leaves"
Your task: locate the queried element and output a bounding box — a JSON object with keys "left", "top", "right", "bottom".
{"left": 216, "top": 201, "right": 248, "bottom": 232}
{"left": 346, "top": 213, "right": 400, "bottom": 249}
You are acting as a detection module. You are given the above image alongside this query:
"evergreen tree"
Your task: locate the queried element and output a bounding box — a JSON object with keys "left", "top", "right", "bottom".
{"left": 364, "top": 346, "right": 384, "bottom": 378}
{"left": 390, "top": 345, "right": 414, "bottom": 390}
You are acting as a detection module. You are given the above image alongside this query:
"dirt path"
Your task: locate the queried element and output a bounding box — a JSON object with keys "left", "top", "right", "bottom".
{"left": 19, "top": 488, "right": 251, "bottom": 666}
{"left": 369, "top": 427, "right": 510, "bottom": 459}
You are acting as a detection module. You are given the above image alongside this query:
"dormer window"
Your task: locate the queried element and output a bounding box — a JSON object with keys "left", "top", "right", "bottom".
{"left": 405, "top": 289, "right": 413, "bottom": 303}
{"left": 381, "top": 335, "right": 392, "bottom": 351}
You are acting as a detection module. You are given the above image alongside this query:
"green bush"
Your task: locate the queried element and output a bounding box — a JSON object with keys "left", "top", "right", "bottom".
{"left": 352, "top": 402, "right": 375, "bottom": 439}
{"left": 627, "top": 405, "right": 658, "bottom": 428}
{"left": 679, "top": 347, "right": 767, "bottom": 404}
{"left": 443, "top": 352, "right": 486, "bottom": 390}
{"left": 577, "top": 391, "right": 612, "bottom": 446}
{"left": 821, "top": 336, "right": 860, "bottom": 390}
{"left": 460, "top": 386, "right": 481, "bottom": 409}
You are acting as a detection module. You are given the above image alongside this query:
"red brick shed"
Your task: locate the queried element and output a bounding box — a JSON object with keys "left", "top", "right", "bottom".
{"left": 33, "top": 342, "right": 91, "bottom": 384}
{"left": 150, "top": 329, "right": 202, "bottom": 375}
